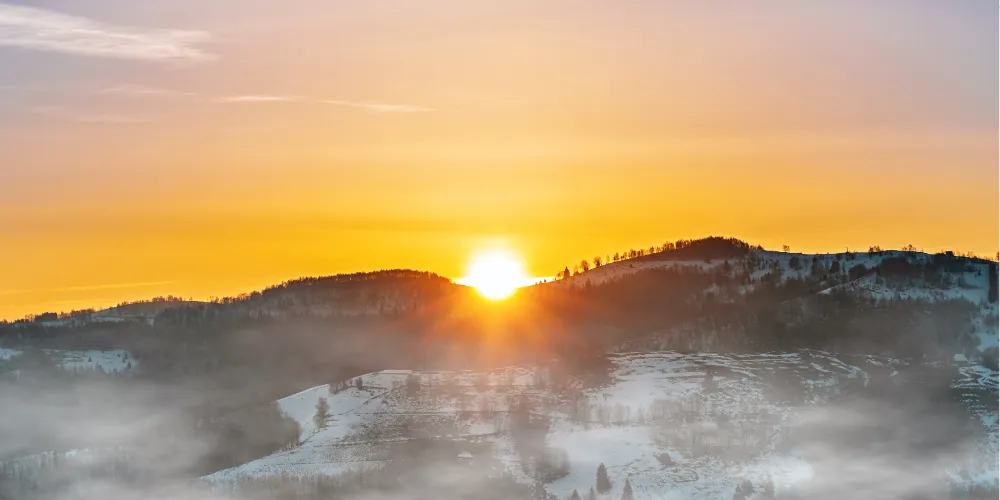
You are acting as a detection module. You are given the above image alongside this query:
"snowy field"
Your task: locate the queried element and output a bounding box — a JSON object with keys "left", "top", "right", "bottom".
{"left": 0, "top": 348, "right": 138, "bottom": 374}
{"left": 204, "top": 351, "right": 996, "bottom": 498}
{"left": 0, "top": 348, "right": 21, "bottom": 361}
{"left": 46, "top": 349, "right": 137, "bottom": 374}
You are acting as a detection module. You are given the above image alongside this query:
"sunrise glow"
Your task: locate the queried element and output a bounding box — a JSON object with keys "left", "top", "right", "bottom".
{"left": 456, "top": 250, "right": 535, "bottom": 300}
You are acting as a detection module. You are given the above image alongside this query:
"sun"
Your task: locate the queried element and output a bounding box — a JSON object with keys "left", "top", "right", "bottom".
{"left": 456, "top": 250, "right": 529, "bottom": 300}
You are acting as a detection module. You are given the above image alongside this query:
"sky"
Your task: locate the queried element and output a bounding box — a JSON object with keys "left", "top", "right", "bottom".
{"left": 0, "top": 0, "right": 997, "bottom": 319}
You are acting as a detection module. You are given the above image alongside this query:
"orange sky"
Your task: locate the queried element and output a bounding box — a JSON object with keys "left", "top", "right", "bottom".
{"left": 0, "top": 1, "right": 997, "bottom": 319}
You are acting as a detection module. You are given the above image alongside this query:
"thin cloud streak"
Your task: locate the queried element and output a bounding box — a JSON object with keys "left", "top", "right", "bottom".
{"left": 96, "top": 84, "right": 194, "bottom": 98}
{"left": 325, "top": 100, "right": 434, "bottom": 113}
{"left": 214, "top": 95, "right": 301, "bottom": 103}
{"left": 72, "top": 114, "right": 156, "bottom": 124}
{"left": 32, "top": 106, "right": 156, "bottom": 124}
{"left": 0, "top": 280, "right": 175, "bottom": 296}
{"left": 0, "top": 3, "right": 213, "bottom": 62}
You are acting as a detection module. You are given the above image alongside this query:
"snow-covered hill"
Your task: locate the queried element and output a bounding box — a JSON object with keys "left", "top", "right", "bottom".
{"left": 558, "top": 249, "right": 991, "bottom": 300}
{"left": 204, "top": 351, "right": 998, "bottom": 499}
{"left": 0, "top": 348, "right": 138, "bottom": 374}
{"left": 555, "top": 248, "right": 998, "bottom": 355}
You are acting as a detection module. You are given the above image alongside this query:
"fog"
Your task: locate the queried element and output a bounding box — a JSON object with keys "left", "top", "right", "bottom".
{"left": 1, "top": 347, "right": 993, "bottom": 500}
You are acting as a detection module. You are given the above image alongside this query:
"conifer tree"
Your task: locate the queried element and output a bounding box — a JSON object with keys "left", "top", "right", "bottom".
{"left": 568, "top": 489, "right": 581, "bottom": 500}
{"left": 586, "top": 486, "right": 597, "bottom": 500}
{"left": 620, "top": 478, "right": 634, "bottom": 500}
{"left": 596, "top": 463, "right": 612, "bottom": 494}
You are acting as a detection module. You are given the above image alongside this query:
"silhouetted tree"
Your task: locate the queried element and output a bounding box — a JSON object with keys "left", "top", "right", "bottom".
{"left": 849, "top": 263, "right": 868, "bottom": 281}
{"left": 810, "top": 256, "right": 823, "bottom": 276}
{"left": 568, "top": 489, "right": 581, "bottom": 500}
{"left": 580, "top": 260, "right": 591, "bottom": 272}
{"left": 620, "top": 478, "right": 634, "bottom": 500}
{"left": 596, "top": 463, "right": 612, "bottom": 494}
{"left": 593, "top": 256, "right": 603, "bottom": 268}
{"left": 586, "top": 487, "right": 597, "bottom": 500}
{"left": 355, "top": 377, "right": 363, "bottom": 390}
{"left": 788, "top": 256, "right": 801, "bottom": 270}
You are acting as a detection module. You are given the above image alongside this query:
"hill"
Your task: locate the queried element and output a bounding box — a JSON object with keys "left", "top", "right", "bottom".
{"left": 196, "top": 351, "right": 995, "bottom": 498}
{"left": 0, "top": 238, "right": 996, "bottom": 499}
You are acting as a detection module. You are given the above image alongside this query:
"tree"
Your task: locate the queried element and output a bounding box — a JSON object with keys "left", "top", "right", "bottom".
{"left": 580, "top": 260, "right": 591, "bottom": 272}
{"left": 406, "top": 373, "right": 421, "bottom": 395}
{"left": 733, "top": 480, "right": 754, "bottom": 500}
{"left": 829, "top": 260, "right": 841, "bottom": 274}
{"left": 848, "top": 263, "right": 868, "bottom": 281}
{"left": 810, "top": 256, "right": 824, "bottom": 276}
{"left": 568, "top": 489, "right": 581, "bottom": 500}
{"left": 620, "top": 478, "right": 633, "bottom": 500}
{"left": 563, "top": 266, "right": 571, "bottom": 279}
{"left": 355, "top": 377, "right": 363, "bottom": 390}
{"left": 593, "top": 256, "right": 603, "bottom": 268}
{"left": 586, "top": 487, "right": 597, "bottom": 500}
{"left": 760, "top": 479, "right": 776, "bottom": 499}
{"left": 596, "top": 463, "right": 612, "bottom": 494}
{"left": 788, "top": 256, "right": 801, "bottom": 270}
{"left": 314, "top": 397, "right": 330, "bottom": 429}
{"left": 782, "top": 245, "right": 791, "bottom": 252}
{"left": 702, "top": 369, "right": 718, "bottom": 393}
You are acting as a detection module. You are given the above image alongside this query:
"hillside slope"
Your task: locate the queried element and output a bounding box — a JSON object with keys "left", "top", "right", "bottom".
{"left": 205, "top": 352, "right": 998, "bottom": 499}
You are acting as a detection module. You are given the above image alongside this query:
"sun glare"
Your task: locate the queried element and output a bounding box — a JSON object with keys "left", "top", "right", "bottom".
{"left": 457, "top": 250, "right": 530, "bottom": 300}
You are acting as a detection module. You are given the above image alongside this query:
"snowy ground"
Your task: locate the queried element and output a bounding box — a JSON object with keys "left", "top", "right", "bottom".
{"left": 541, "top": 351, "right": 868, "bottom": 500}
{"left": 950, "top": 363, "right": 999, "bottom": 488}
{"left": 201, "top": 351, "right": 997, "bottom": 498}
{"left": 46, "top": 349, "right": 137, "bottom": 374}
{"left": 0, "top": 348, "right": 138, "bottom": 374}
{"left": 205, "top": 368, "right": 540, "bottom": 482}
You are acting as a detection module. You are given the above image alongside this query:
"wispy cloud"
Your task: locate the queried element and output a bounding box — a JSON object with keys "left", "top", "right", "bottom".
{"left": 72, "top": 114, "right": 156, "bottom": 124}
{"left": 0, "top": 280, "right": 175, "bottom": 296}
{"left": 214, "top": 95, "right": 301, "bottom": 104}
{"left": 96, "top": 84, "right": 194, "bottom": 99}
{"left": 0, "top": 3, "right": 213, "bottom": 62}
{"left": 325, "top": 100, "right": 434, "bottom": 113}
{"left": 32, "top": 105, "right": 156, "bottom": 124}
